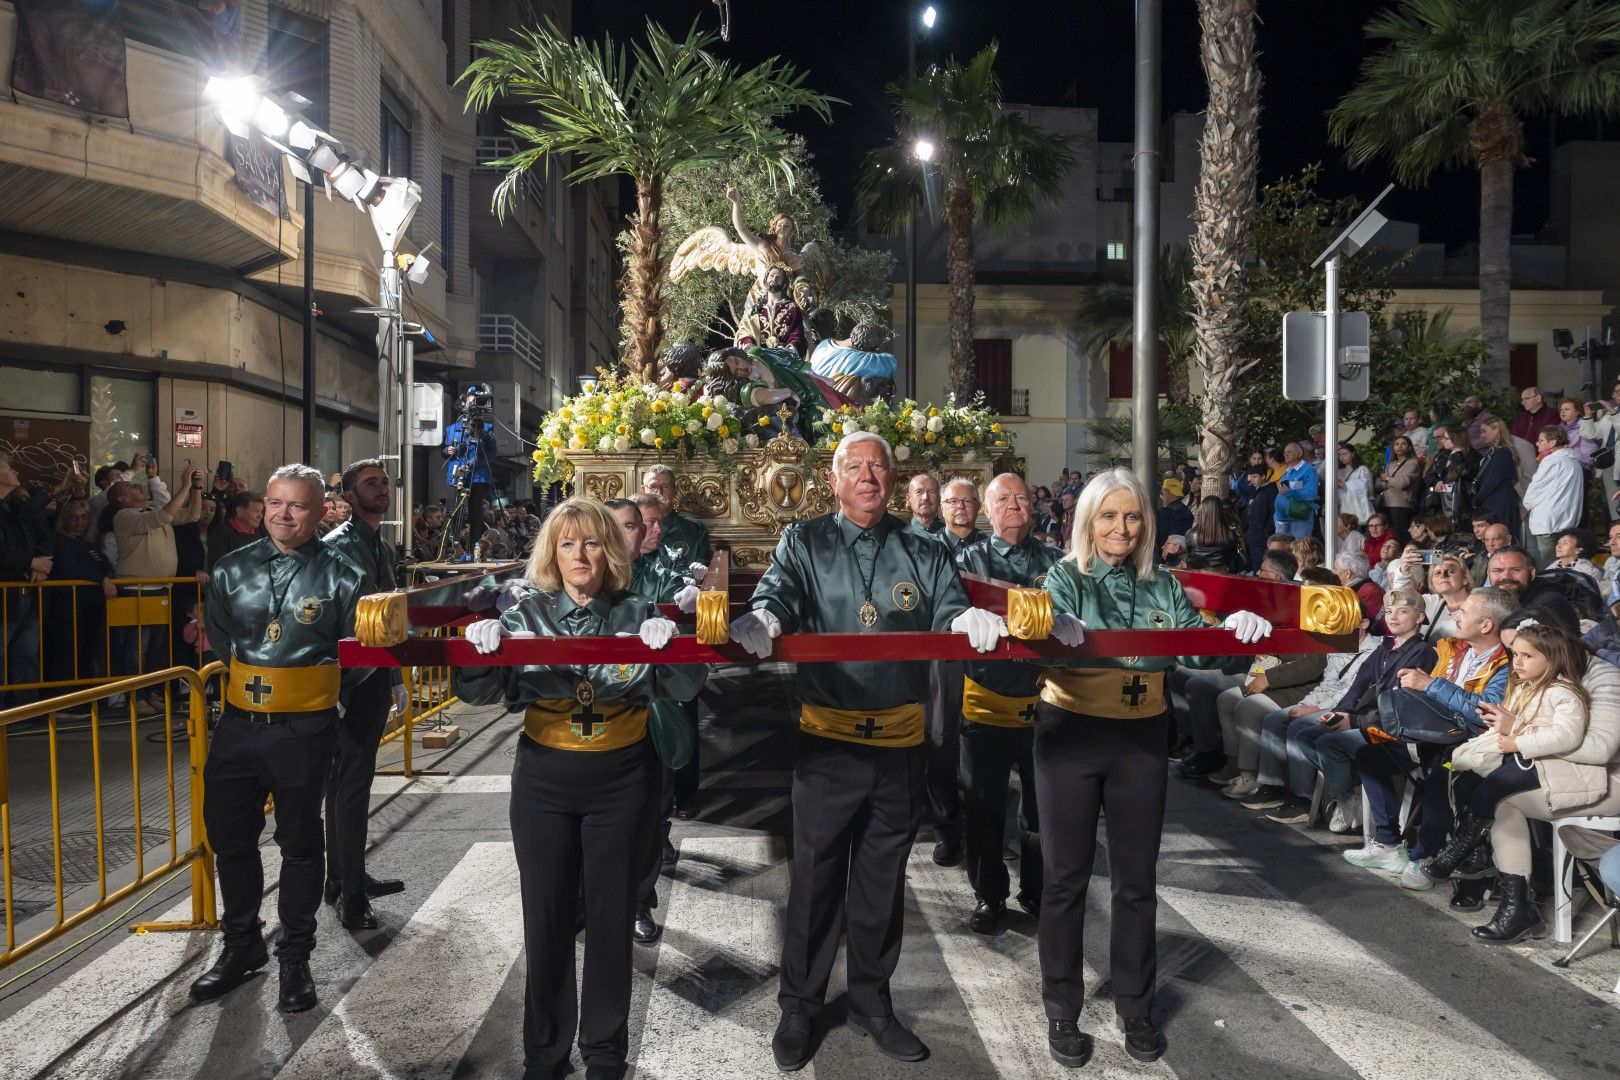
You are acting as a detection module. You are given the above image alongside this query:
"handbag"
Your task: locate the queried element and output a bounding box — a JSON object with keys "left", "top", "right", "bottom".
{"left": 1450, "top": 729, "right": 1504, "bottom": 777}
{"left": 647, "top": 698, "right": 694, "bottom": 770}
{"left": 1595, "top": 428, "right": 1616, "bottom": 471}
{"left": 1372, "top": 689, "right": 1471, "bottom": 745}
{"left": 1284, "top": 494, "right": 1314, "bottom": 521}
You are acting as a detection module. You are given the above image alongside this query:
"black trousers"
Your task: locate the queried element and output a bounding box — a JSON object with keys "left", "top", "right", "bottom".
{"left": 926, "top": 661, "right": 964, "bottom": 839}
{"left": 511, "top": 735, "right": 657, "bottom": 1074}
{"left": 960, "top": 721, "right": 1041, "bottom": 906}
{"left": 1468, "top": 754, "right": 1542, "bottom": 817}
{"left": 636, "top": 765, "right": 675, "bottom": 910}
{"left": 203, "top": 707, "right": 339, "bottom": 961}
{"left": 1035, "top": 703, "right": 1168, "bottom": 1021}
{"left": 672, "top": 698, "right": 701, "bottom": 808}
{"left": 324, "top": 670, "right": 392, "bottom": 900}
{"left": 779, "top": 733, "right": 923, "bottom": 1018}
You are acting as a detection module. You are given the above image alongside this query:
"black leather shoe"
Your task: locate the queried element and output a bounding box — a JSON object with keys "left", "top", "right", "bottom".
{"left": 969, "top": 900, "right": 1004, "bottom": 935}
{"left": 633, "top": 906, "right": 661, "bottom": 944}
{"left": 1117, "top": 1015, "right": 1165, "bottom": 1062}
{"left": 672, "top": 804, "right": 698, "bottom": 821}
{"left": 323, "top": 878, "right": 341, "bottom": 906}
{"left": 583, "top": 1065, "right": 626, "bottom": 1080}
{"left": 364, "top": 874, "right": 405, "bottom": 898}
{"left": 339, "top": 893, "right": 379, "bottom": 930}
{"left": 1177, "top": 751, "right": 1224, "bottom": 780}
{"left": 1472, "top": 873, "right": 1545, "bottom": 945}
{"left": 189, "top": 938, "right": 269, "bottom": 1003}
{"left": 662, "top": 839, "right": 678, "bottom": 869}
{"left": 772, "top": 1008, "right": 814, "bottom": 1071}
{"left": 1014, "top": 890, "right": 1041, "bottom": 918}
{"left": 1450, "top": 876, "right": 1492, "bottom": 911}
{"left": 931, "top": 839, "right": 962, "bottom": 867}
{"left": 278, "top": 960, "right": 318, "bottom": 1013}
{"left": 1047, "top": 1019, "right": 1094, "bottom": 1068}
{"left": 847, "top": 1011, "right": 928, "bottom": 1062}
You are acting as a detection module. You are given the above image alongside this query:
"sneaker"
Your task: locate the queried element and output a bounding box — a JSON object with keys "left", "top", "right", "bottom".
{"left": 1399, "top": 860, "right": 1435, "bottom": 891}
{"left": 1240, "top": 784, "right": 1286, "bottom": 811}
{"left": 1207, "top": 761, "right": 1242, "bottom": 786}
{"left": 1344, "top": 841, "right": 1408, "bottom": 872}
{"left": 1223, "top": 773, "right": 1259, "bottom": 799}
{"left": 1265, "top": 797, "right": 1311, "bottom": 824}
{"left": 1327, "top": 799, "right": 1361, "bottom": 835}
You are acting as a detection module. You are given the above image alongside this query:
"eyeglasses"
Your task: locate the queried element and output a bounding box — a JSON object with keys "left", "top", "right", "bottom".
{"left": 942, "top": 498, "right": 978, "bottom": 507}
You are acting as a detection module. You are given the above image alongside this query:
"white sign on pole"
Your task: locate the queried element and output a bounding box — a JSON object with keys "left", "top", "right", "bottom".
{"left": 1281, "top": 311, "right": 1372, "bottom": 402}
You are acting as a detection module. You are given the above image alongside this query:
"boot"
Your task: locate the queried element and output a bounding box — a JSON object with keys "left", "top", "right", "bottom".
{"left": 1449, "top": 876, "right": 1492, "bottom": 912}
{"left": 1471, "top": 873, "right": 1545, "bottom": 945}
{"left": 1422, "top": 813, "right": 1489, "bottom": 881}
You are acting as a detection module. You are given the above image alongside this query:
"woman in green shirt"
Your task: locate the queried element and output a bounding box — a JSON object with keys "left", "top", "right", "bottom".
{"left": 1034, "top": 467, "right": 1273, "bottom": 1068}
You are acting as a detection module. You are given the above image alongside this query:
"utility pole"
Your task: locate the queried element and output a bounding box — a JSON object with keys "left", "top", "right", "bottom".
{"left": 1131, "top": 0, "right": 1162, "bottom": 490}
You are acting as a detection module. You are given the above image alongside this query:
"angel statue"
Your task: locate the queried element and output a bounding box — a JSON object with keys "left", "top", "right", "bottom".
{"left": 669, "top": 187, "right": 829, "bottom": 356}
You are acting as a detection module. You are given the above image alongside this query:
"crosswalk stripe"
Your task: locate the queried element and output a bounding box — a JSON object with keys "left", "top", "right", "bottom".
{"left": 633, "top": 836, "right": 801, "bottom": 1078}
{"left": 907, "top": 849, "right": 1177, "bottom": 1079}
{"left": 275, "top": 842, "right": 524, "bottom": 1080}
{"left": 371, "top": 774, "right": 511, "bottom": 795}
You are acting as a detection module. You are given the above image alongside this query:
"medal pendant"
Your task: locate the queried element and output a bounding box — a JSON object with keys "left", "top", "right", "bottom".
{"left": 857, "top": 601, "right": 879, "bottom": 628}
{"left": 266, "top": 619, "right": 282, "bottom": 643}
{"left": 575, "top": 679, "right": 595, "bottom": 707}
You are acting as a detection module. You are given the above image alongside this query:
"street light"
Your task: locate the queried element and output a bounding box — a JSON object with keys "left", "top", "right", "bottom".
{"left": 913, "top": 137, "right": 936, "bottom": 162}
{"left": 906, "top": 4, "right": 938, "bottom": 402}
{"left": 922, "top": 5, "right": 938, "bottom": 29}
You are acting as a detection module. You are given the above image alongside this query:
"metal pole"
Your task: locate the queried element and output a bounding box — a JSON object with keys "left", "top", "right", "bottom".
{"left": 1130, "top": 0, "right": 1162, "bottom": 490}
{"left": 302, "top": 180, "right": 317, "bottom": 464}
{"left": 905, "top": 15, "right": 919, "bottom": 401}
{"left": 1323, "top": 255, "right": 1340, "bottom": 566}
{"left": 377, "top": 258, "right": 401, "bottom": 549}
{"left": 401, "top": 335, "right": 415, "bottom": 563}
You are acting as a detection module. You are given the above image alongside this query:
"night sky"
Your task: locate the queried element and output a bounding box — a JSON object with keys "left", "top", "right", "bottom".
{"left": 579, "top": 1, "right": 1603, "bottom": 248}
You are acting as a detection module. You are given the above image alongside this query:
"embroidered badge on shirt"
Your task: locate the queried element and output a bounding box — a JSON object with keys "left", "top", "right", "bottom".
{"left": 1148, "top": 609, "right": 1172, "bottom": 630}
{"left": 891, "top": 580, "right": 920, "bottom": 611}
{"left": 293, "top": 597, "right": 325, "bottom": 625}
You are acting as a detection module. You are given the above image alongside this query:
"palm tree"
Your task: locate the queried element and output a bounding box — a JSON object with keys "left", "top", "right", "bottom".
{"left": 460, "top": 20, "right": 835, "bottom": 377}
{"left": 1329, "top": 0, "right": 1620, "bottom": 382}
{"left": 1190, "top": 0, "right": 1262, "bottom": 500}
{"left": 1075, "top": 246, "right": 1196, "bottom": 404}
{"left": 856, "top": 44, "right": 1074, "bottom": 399}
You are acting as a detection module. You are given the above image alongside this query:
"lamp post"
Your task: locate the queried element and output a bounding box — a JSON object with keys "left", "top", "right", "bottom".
{"left": 1130, "top": 0, "right": 1162, "bottom": 491}
{"left": 905, "top": 5, "right": 937, "bottom": 402}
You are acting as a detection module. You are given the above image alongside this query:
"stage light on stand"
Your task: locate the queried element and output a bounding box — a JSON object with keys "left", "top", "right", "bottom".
{"left": 368, "top": 177, "right": 422, "bottom": 253}
{"left": 204, "top": 74, "right": 262, "bottom": 138}
{"left": 252, "top": 97, "right": 290, "bottom": 139}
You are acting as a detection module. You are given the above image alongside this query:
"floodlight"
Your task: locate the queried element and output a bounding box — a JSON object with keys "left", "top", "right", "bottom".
{"left": 330, "top": 161, "right": 378, "bottom": 202}
{"left": 251, "top": 97, "right": 290, "bottom": 138}
{"left": 922, "top": 6, "right": 938, "bottom": 29}
{"left": 367, "top": 177, "right": 422, "bottom": 253}
{"left": 578, "top": 376, "right": 599, "bottom": 393}
{"left": 403, "top": 253, "right": 431, "bottom": 285}
{"left": 306, "top": 142, "right": 342, "bottom": 174}
{"left": 205, "top": 75, "right": 262, "bottom": 139}
{"left": 287, "top": 121, "right": 329, "bottom": 151}
{"left": 914, "top": 137, "right": 936, "bottom": 162}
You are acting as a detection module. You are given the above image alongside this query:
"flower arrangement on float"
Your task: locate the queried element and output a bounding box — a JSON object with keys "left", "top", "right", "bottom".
{"left": 812, "top": 395, "right": 1012, "bottom": 467}
{"left": 530, "top": 373, "right": 744, "bottom": 486}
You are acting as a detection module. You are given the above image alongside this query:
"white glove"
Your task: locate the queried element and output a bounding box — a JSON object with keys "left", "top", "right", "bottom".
{"left": 674, "top": 583, "right": 702, "bottom": 614}
{"left": 494, "top": 579, "right": 532, "bottom": 613}
{"left": 616, "top": 617, "right": 677, "bottom": 649}
{"left": 466, "top": 618, "right": 508, "bottom": 654}
{"left": 1223, "top": 610, "right": 1274, "bottom": 645}
{"left": 730, "top": 609, "right": 782, "bottom": 659}
{"left": 686, "top": 561, "right": 709, "bottom": 584}
{"left": 392, "top": 682, "right": 410, "bottom": 715}
{"left": 1051, "top": 613, "right": 1088, "bottom": 647}
{"left": 336, "top": 701, "right": 347, "bottom": 719}
{"left": 951, "top": 607, "right": 1009, "bottom": 653}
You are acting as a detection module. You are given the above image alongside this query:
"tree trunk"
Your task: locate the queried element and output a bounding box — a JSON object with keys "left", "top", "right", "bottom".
{"left": 622, "top": 179, "right": 667, "bottom": 378}
{"left": 944, "top": 178, "right": 977, "bottom": 401}
{"left": 1472, "top": 100, "right": 1522, "bottom": 386}
{"left": 1189, "top": 0, "right": 1262, "bottom": 500}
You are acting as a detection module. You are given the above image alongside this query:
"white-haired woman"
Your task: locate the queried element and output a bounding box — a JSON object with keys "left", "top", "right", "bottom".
{"left": 455, "top": 497, "right": 704, "bottom": 1080}
{"left": 1034, "top": 467, "right": 1273, "bottom": 1067}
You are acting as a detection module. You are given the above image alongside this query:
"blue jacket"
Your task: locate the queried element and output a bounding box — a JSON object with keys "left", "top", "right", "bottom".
{"left": 1425, "top": 664, "right": 1511, "bottom": 734}
{"left": 1274, "top": 460, "right": 1319, "bottom": 524}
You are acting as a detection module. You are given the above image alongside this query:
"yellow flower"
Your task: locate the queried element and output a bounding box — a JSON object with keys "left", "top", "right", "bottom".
{"left": 831, "top": 422, "right": 843, "bottom": 435}
{"left": 991, "top": 423, "right": 1002, "bottom": 433}
{"left": 924, "top": 431, "right": 937, "bottom": 443}
{"left": 952, "top": 435, "right": 965, "bottom": 446}
{"left": 671, "top": 424, "right": 685, "bottom": 438}
{"left": 617, "top": 423, "right": 630, "bottom": 435}
{"left": 531, "top": 450, "right": 545, "bottom": 463}
{"left": 717, "top": 424, "right": 729, "bottom": 437}
{"left": 549, "top": 437, "right": 563, "bottom": 448}
{"left": 655, "top": 437, "right": 665, "bottom": 449}
{"left": 702, "top": 406, "right": 714, "bottom": 419}
{"left": 928, "top": 407, "right": 939, "bottom": 417}
{"left": 651, "top": 400, "right": 667, "bottom": 414}
{"left": 559, "top": 408, "right": 573, "bottom": 420}
{"left": 588, "top": 414, "right": 601, "bottom": 425}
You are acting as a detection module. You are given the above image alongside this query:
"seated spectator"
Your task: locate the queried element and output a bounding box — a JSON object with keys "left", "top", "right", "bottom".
{"left": 1275, "top": 590, "right": 1438, "bottom": 833}
{"left": 1601, "top": 520, "right": 1620, "bottom": 603}
{"left": 1257, "top": 549, "right": 1297, "bottom": 584}
{"left": 1489, "top": 544, "right": 1592, "bottom": 627}
{"left": 1160, "top": 534, "right": 1186, "bottom": 567}
{"left": 1546, "top": 528, "right": 1601, "bottom": 588}
{"left": 1184, "top": 495, "right": 1244, "bottom": 573}
{"left": 1291, "top": 536, "right": 1323, "bottom": 579}
{"left": 1389, "top": 549, "right": 1474, "bottom": 641}
{"left": 1522, "top": 424, "right": 1585, "bottom": 567}
{"left": 1362, "top": 513, "right": 1393, "bottom": 569}
{"left": 1245, "top": 598, "right": 1378, "bottom": 821}
{"left": 1208, "top": 629, "right": 1331, "bottom": 798}
{"left": 1369, "top": 536, "right": 1400, "bottom": 590}
{"left": 1333, "top": 549, "right": 1385, "bottom": 622}
{"left": 1335, "top": 512, "right": 1366, "bottom": 560}
{"left": 1354, "top": 587, "right": 1516, "bottom": 889}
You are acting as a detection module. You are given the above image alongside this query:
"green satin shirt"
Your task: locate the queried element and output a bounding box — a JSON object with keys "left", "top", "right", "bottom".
{"left": 629, "top": 551, "right": 682, "bottom": 605}
{"left": 1042, "top": 555, "right": 1228, "bottom": 672}
{"left": 907, "top": 516, "right": 945, "bottom": 539}
{"left": 938, "top": 526, "right": 986, "bottom": 559}
{"left": 204, "top": 535, "right": 372, "bottom": 688}
{"left": 660, "top": 510, "right": 712, "bottom": 569}
{"left": 750, "top": 512, "right": 969, "bottom": 711}
{"left": 955, "top": 533, "right": 1065, "bottom": 698}
{"left": 453, "top": 589, "right": 705, "bottom": 711}
{"left": 322, "top": 515, "right": 397, "bottom": 593}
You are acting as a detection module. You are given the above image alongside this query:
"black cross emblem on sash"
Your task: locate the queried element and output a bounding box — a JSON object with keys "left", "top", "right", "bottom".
{"left": 1018, "top": 701, "right": 1038, "bottom": 723}
{"left": 244, "top": 674, "right": 273, "bottom": 706}
{"left": 1122, "top": 674, "right": 1149, "bottom": 709}
{"left": 855, "top": 716, "right": 884, "bottom": 739}
{"left": 573, "top": 703, "right": 604, "bottom": 740}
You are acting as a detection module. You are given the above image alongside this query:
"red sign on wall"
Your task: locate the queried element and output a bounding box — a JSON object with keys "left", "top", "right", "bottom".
{"left": 175, "top": 422, "right": 204, "bottom": 449}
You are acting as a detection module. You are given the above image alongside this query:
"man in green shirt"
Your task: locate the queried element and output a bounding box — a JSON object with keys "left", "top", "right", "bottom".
{"left": 925, "top": 476, "right": 987, "bottom": 866}
{"left": 320, "top": 459, "right": 409, "bottom": 930}
{"left": 641, "top": 463, "right": 712, "bottom": 568}
{"left": 732, "top": 431, "right": 1008, "bottom": 1070}
{"left": 938, "top": 477, "right": 986, "bottom": 557}
{"left": 905, "top": 472, "right": 943, "bottom": 538}
{"left": 953, "top": 473, "right": 1063, "bottom": 935}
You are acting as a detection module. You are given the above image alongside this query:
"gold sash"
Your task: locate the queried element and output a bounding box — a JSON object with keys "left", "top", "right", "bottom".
{"left": 800, "top": 702, "right": 925, "bottom": 748}
{"left": 523, "top": 698, "right": 647, "bottom": 752}
{"left": 225, "top": 661, "right": 342, "bottom": 714}
{"left": 961, "top": 677, "right": 1040, "bottom": 728}
{"left": 1040, "top": 668, "right": 1167, "bottom": 720}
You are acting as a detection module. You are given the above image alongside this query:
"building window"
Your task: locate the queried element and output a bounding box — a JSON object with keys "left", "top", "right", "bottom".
{"left": 380, "top": 84, "right": 413, "bottom": 178}
{"left": 0, "top": 362, "right": 81, "bottom": 416}
{"left": 973, "top": 339, "right": 1013, "bottom": 415}
{"left": 1106, "top": 242, "right": 1127, "bottom": 262}
{"left": 312, "top": 418, "right": 342, "bottom": 480}
{"left": 267, "top": 6, "right": 328, "bottom": 130}
{"left": 1509, "top": 343, "right": 1538, "bottom": 391}
{"left": 441, "top": 171, "right": 456, "bottom": 292}
{"left": 89, "top": 373, "right": 154, "bottom": 468}
{"left": 1107, "top": 342, "right": 1168, "bottom": 400}
{"left": 441, "top": 0, "right": 457, "bottom": 83}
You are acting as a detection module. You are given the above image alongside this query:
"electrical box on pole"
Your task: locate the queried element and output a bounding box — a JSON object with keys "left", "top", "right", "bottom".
{"left": 1281, "top": 311, "right": 1372, "bottom": 402}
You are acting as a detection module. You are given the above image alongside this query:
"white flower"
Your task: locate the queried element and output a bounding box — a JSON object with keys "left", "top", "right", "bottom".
{"left": 640, "top": 428, "right": 657, "bottom": 446}
{"left": 722, "top": 438, "right": 739, "bottom": 454}
{"left": 598, "top": 435, "right": 613, "bottom": 452}
{"left": 706, "top": 411, "right": 724, "bottom": 431}
{"left": 670, "top": 391, "right": 689, "bottom": 407}
{"left": 656, "top": 389, "right": 672, "bottom": 401}
{"left": 910, "top": 413, "right": 927, "bottom": 431}
{"left": 744, "top": 433, "right": 760, "bottom": 449}
{"left": 568, "top": 433, "right": 587, "bottom": 450}
{"left": 963, "top": 449, "right": 978, "bottom": 463}
{"left": 894, "top": 444, "right": 911, "bottom": 461}
{"left": 614, "top": 435, "right": 632, "bottom": 452}
{"left": 844, "top": 419, "right": 861, "bottom": 434}
{"left": 694, "top": 394, "right": 710, "bottom": 408}
{"left": 926, "top": 415, "right": 945, "bottom": 433}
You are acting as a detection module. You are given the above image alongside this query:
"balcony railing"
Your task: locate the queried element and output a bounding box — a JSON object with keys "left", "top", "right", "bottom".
{"left": 478, "top": 313, "right": 545, "bottom": 376}
{"left": 475, "top": 136, "right": 543, "bottom": 214}
{"left": 1009, "top": 389, "right": 1031, "bottom": 417}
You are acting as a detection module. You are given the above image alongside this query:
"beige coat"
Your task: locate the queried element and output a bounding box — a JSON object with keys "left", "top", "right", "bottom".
{"left": 1513, "top": 672, "right": 1613, "bottom": 812}
{"left": 1376, "top": 456, "right": 1422, "bottom": 510}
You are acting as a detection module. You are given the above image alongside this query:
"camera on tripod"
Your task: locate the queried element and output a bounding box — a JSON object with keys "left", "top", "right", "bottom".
{"left": 443, "top": 382, "right": 497, "bottom": 493}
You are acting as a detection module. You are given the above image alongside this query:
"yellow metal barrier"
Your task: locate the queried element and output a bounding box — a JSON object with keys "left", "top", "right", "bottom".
{"left": 0, "top": 664, "right": 220, "bottom": 972}
{"left": 377, "top": 622, "right": 465, "bottom": 779}
{"left": 1, "top": 577, "right": 206, "bottom": 696}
